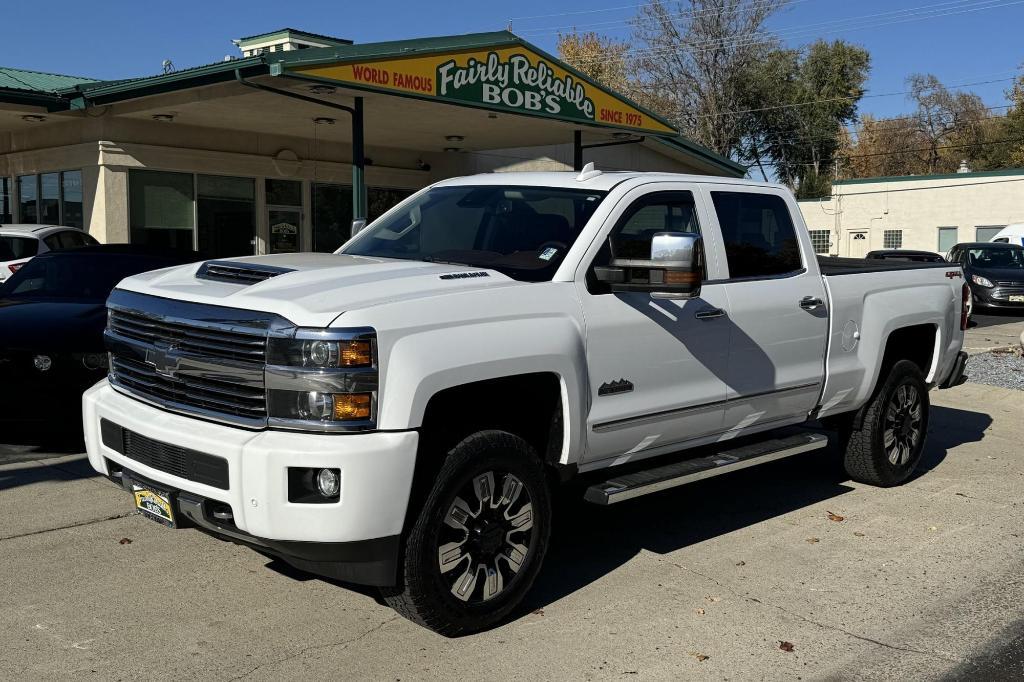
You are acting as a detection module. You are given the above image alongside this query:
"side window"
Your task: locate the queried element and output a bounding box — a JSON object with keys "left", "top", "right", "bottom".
{"left": 711, "top": 191, "right": 802, "bottom": 279}
{"left": 588, "top": 191, "right": 702, "bottom": 294}
{"left": 43, "top": 234, "right": 62, "bottom": 251}
{"left": 58, "top": 230, "right": 91, "bottom": 249}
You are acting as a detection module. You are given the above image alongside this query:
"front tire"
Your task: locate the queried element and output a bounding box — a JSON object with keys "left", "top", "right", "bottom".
{"left": 383, "top": 430, "right": 551, "bottom": 636}
{"left": 839, "top": 359, "right": 930, "bottom": 487}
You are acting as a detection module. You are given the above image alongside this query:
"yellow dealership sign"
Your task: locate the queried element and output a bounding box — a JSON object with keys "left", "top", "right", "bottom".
{"left": 290, "top": 45, "right": 676, "bottom": 135}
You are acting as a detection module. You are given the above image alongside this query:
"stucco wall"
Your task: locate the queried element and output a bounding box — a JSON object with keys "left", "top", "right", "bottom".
{"left": 798, "top": 171, "right": 1024, "bottom": 257}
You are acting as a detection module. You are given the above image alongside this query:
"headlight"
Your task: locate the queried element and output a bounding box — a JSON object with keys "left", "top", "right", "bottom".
{"left": 266, "top": 327, "right": 377, "bottom": 431}
{"left": 971, "top": 274, "right": 994, "bottom": 288}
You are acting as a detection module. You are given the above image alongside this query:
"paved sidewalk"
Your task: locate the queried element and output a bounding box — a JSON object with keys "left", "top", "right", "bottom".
{"left": 964, "top": 314, "right": 1024, "bottom": 355}
{"left": 1, "top": 382, "right": 1023, "bottom": 681}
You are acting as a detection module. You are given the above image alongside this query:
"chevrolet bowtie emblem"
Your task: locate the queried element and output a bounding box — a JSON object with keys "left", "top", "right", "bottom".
{"left": 145, "top": 343, "right": 181, "bottom": 379}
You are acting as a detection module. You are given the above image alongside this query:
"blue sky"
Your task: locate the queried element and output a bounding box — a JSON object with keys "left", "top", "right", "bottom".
{"left": 4, "top": 0, "right": 1022, "bottom": 121}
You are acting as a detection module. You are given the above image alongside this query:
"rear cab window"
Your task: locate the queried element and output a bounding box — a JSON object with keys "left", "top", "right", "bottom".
{"left": 710, "top": 191, "right": 803, "bottom": 279}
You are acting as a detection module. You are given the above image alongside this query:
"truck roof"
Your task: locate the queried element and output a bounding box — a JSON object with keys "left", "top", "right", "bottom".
{"left": 433, "top": 169, "right": 776, "bottom": 192}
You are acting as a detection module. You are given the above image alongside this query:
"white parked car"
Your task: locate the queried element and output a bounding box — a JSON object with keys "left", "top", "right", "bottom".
{"left": 989, "top": 223, "right": 1024, "bottom": 247}
{"left": 84, "top": 168, "right": 968, "bottom": 635}
{"left": 0, "top": 224, "right": 99, "bottom": 283}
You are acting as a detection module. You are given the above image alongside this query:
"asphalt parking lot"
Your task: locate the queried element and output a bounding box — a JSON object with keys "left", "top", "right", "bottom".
{"left": 2, "top": 316, "right": 1023, "bottom": 681}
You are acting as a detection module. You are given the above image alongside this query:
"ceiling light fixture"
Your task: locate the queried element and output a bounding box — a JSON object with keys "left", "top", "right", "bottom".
{"left": 21, "top": 114, "right": 46, "bottom": 123}
{"left": 313, "top": 117, "right": 336, "bottom": 125}
{"left": 443, "top": 147, "right": 462, "bottom": 153}
{"left": 445, "top": 135, "right": 464, "bottom": 142}
{"left": 151, "top": 114, "right": 175, "bottom": 122}
{"left": 309, "top": 85, "right": 337, "bottom": 95}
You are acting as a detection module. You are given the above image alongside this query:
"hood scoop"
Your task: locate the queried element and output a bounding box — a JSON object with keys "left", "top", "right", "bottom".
{"left": 196, "top": 260, "right": 295, "bottom": 285}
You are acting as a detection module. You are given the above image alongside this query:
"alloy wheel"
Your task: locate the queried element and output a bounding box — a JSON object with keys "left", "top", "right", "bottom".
{"left": 436, "top": 471, "right": 534, "bottom": 603}
{"left": 883, "top": 383, "right": 923, "bottom": 466}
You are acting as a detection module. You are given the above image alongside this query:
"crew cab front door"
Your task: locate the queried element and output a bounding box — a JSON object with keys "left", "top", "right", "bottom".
{"left": 576, "top": 186, "right": 731, "bottom": 465}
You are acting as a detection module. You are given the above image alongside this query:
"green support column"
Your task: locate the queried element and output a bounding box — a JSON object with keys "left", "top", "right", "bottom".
{"left": 352, "top": 97, "right": 367, "bottom": 222}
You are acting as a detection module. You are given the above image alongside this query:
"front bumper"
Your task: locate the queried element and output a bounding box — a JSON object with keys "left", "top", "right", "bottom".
{"left": 972, "top": 284, "right": 1024, "bottom": 308}
{"left": 83, "top": 381, "right": 418, "bottom": 585}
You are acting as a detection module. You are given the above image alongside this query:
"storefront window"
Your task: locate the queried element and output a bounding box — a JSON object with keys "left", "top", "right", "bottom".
{"left": 265, "top": 178, "right": 302, "bottom": 207}
{"left": 0, "top": 178, "right": 11, "bottom": 223}
{"left": 62, "top": 170, "right": 83, "bottom": 228}
{"left": 18, "top": 175, "right": 37, "bottom": 224}
{"left": 312, "top": 183, "right": 353, "bottom": 253}
{"left": 40, "top": 173, "right": 60, "bottom": 224}
{"left": 198, "top": 175, "right": 255, "bottom": 259}
{"left": 13, "top": 171, "right": 85, "bottom": 227}
{"left": 129, "top": 170, "right": 195, "bottom": 251}
{"left": 369, "top": 187, "right": 414, "bottom": 221}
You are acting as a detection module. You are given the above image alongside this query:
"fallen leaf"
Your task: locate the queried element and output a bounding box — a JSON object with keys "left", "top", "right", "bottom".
{"left": 853, "top": 532, "right": 865, "bottom": 537}
{"left": 118, "top": 538, "right": 132, "bottom": 545}
{"left": 827, "top": 511, "right": 845, "bottom": 522}
{"left": 929, "top": 526, "right": 938, "bottom": 531}
{"left": 695, "top": 608, "right": 706, "bottom": 615}
{"left": 735, "top": 560, "right": 746, "bottom": 566}
{"left": 704, "top": 595, "right": 721, "bottom": 602}
{"left": 806, "top": 537, "right": 820, "bottom": 544}
{"left": 779, "top": 641, "right": 795, "bottom": 653}
{"left": 688, "top": 652, "right": 709, "bottom": 662}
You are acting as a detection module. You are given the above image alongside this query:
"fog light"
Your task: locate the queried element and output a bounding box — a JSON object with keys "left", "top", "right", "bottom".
{"left": 316, "top": 468, "right": 340, "bottom": 498}
{"left": 33, "top": 355, "right": 52, "bottom": 371}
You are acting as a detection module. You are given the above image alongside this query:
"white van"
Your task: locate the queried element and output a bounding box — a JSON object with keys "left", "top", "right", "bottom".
{"left": 990, "top": 223, "right": 1024, "bottom": 246}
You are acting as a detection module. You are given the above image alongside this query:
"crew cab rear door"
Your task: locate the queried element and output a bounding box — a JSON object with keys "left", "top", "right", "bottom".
{"left": 575, "top": 184, "right": 732, "bottom": 465}
{"left": 702, "top": 186, "right": 829, "bottom": 433}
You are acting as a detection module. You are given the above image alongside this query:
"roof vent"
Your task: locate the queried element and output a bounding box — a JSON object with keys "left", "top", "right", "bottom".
{"left": 576, "top": 162, "right": 603, "bottom": 182}
{"left": 196, "top": 260, "right": 294, "bottom": 285}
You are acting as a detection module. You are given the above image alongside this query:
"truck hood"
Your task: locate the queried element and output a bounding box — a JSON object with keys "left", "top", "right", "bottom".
{"left": 114, "top": 253, "right": 526, "bottom": 327}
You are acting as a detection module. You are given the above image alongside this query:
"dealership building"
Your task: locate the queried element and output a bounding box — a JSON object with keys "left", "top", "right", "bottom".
{"left": 0, "top": 28, "right": 743, "bottom": 259}
{"left": 799, "top": 166, "right": 1024, "bottom": 257}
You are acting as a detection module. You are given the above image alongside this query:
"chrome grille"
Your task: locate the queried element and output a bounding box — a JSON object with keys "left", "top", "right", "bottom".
{"left": 111, "top": 356, "right": 267, "bottom": 421}
{"left": 108, "top": 309, "right": 266, "bottom": 363}
{"left": 105, "top": 290, "right": 284, "bottom": 428}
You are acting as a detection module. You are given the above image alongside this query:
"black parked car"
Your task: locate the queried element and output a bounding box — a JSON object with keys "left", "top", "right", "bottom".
{"left": 946, "top": 242, "right": 1024, "bottom": 311}
{"left": 865, "top": 249, "right": 946, "bottom": 263}
{"left": 0, "top": 245, "right": 197, "bottom": 414}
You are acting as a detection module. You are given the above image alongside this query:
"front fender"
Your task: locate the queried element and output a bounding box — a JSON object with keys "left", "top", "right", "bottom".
{"left": 376, "top": 315, "right": 588, "bottom": 465}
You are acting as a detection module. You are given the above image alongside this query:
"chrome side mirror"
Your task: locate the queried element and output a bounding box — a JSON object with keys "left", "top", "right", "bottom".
{"left": 350, "top": 218, "right": 368, "bottom": 238}
{"left": 593, "top": 232, "right": 703, "bottom": 299}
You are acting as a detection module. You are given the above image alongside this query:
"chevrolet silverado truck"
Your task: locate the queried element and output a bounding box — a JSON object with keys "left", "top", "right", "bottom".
{"left": 84, "top": 167, "right": 969, "bottom": 635}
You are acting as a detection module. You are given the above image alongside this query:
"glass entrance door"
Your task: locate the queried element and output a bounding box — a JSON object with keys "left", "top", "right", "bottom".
{"left": 197, "top": 175, "right": 256, "bottom": 258}
{"left": 268, "top": 207, "right": 302, "bottom": 254}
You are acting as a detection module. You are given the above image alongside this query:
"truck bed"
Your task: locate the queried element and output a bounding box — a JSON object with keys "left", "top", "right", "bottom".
{"left": 817, "top": 256, "right": 952, "bottom": 276}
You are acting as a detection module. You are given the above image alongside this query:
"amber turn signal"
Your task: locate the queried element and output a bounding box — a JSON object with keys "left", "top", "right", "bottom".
{"left": 332, "top": 393, "right": 372, "bottom": 420}
{"left": 340, "top": 340, "right": 373, "bottom": 367}
{"left": 664, "top": 270, "right": 699, "bottom": 284}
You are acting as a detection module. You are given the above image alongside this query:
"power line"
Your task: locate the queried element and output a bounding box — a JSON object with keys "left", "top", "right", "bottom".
{"left": 557, "top": 0, "right": 1024, "bottom": 64}
{"left": 508, "top": 0, "right": 799, "bottom": 24}
{"left": 516, "top": 0, "right": 812, "bottom": 36}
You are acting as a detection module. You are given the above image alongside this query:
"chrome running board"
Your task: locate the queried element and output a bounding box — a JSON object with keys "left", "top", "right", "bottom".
{"left": 584, "top": 432, "right": 829, "bottom": 505}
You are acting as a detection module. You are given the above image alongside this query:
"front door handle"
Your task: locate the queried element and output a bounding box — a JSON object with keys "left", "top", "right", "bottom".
{"left": 799, "top": 296, "right": 825, "bottom": 311}
{"left": 695, "top": 307, "right": 727, "bottom": 320}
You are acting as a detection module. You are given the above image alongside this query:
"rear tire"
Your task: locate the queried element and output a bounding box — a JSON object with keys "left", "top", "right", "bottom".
{"left": 382, "top": 430, "right": 551, "bottom": 636}
{"left": 839, "top": 359, "right": 929, "bottom": 487}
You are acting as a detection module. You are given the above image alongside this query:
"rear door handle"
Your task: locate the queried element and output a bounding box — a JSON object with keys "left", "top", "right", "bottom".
{"left": 695, "top": 307, "right": 726, "bottom": 320}
{"left": 799, "top": 296, "right": 825, "bottom": 310}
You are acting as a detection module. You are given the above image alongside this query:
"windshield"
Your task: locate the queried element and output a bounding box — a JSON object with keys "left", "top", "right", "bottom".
{"left": 967, "top": 247, "right": 1024, "bottom": 269}
{"left": 0, "top": 236, "right": 39, "bottom": 261}
{"left": 341, "top": 185, "right": 607, "bottom": 282}
{"left": 1, "top": 254, "right": 173, "bottom": 301}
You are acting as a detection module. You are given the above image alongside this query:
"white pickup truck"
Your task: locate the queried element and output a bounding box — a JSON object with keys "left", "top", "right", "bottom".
{"left": 84, "top": 168, "right": 969, "bottom": 635}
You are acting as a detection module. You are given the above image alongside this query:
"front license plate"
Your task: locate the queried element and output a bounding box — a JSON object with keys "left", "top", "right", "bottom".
{"left": 1009, "top": 295, "right": 1024, "bottom": 302}
{"left": 131, "top": 482, "right": 176, "bottom": 528}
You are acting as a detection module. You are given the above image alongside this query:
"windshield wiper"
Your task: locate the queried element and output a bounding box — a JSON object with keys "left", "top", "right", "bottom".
{"left": 420, "top": 256, "right": 475, "bottom": 267}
